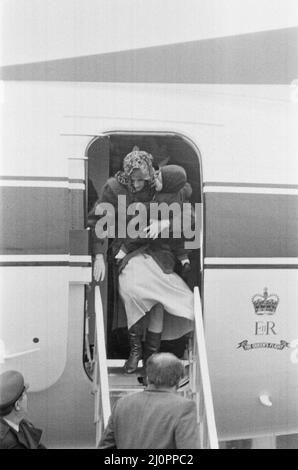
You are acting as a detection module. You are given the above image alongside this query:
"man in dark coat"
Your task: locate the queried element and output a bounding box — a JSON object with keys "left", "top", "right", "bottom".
{"left": 98, "top": 353, "right": 200, "bottom": 449}
{"left": 0, "top": 370, "right": 46, "bottom": 449}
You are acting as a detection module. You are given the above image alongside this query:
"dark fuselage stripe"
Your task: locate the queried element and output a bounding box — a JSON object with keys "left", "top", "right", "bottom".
{"left": 1, "top": 186, "right": 297, "bottom": 258}
{"left": 0, "top": 262, "right": 91, "bottom": 267}
{"left": 204, "top": 264, "right": 298, "bottom": 269}
{"left": 1, "top": 262, "right": 294, "bottom": 269}
{"left": 0, "top": 186, "right": 85, "bottom": 255}
{"left": 0, "top": 176, "right": 85, "bottom": 184}
{"left": 204, "top": 192, "right": 298, "bottom": 258}
{"left": 0, "top": 176, "right": 67, "bottom": 181}
{"left": 204, "top": 182, "right": 298, "bottom": 190}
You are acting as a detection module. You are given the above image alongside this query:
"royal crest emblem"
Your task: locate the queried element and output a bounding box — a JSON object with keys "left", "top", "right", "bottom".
{"left": 252, "top": 287, "right": 279, "bottom": 315}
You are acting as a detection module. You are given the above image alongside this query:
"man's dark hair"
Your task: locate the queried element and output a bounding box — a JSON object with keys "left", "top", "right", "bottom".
{"left": 146, "top": 353, "right": 185, "bottom": 388}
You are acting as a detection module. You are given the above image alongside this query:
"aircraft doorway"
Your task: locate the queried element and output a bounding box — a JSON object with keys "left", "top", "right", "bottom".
{"left": 84, "top": 133, "right": 202, "bottom": 374}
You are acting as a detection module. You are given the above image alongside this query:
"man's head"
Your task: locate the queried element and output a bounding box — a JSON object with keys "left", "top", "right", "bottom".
{"left": 146, "top": 353, "right": 185, "bottom": 389}
{"left": 0, "top": 370, "right": 29, "bottom": 417}
{"left": 153, "top": 145, "right": 170, "bottom": 169}
{"left": 142, "top": 137, "right": 170, "bottom": 169}
{"left": 155, "top": 165, "right": 187, "bottom": 193}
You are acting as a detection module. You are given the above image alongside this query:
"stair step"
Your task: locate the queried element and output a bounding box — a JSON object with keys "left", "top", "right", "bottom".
{"left": 107, "top": 367, "right": 190, "bottom": 391}
{"left": 107, "top": 359, "right": 126, "bottom": 368}
{"left": 110, "top": 386, "right": 144, "bottom": 393}
{"left": 107, "top": 359, "right": 190, "bottom": 368}
{"left": 108, "top": 370, "right": 142, "bottom": 389}
{"left": 108, "top": 367, "right": 144, "bottom": 376}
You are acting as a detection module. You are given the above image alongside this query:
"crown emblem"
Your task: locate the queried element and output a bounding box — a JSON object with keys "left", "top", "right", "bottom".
{"left": 252, "top": 287, "right": 279, "bottom": 315}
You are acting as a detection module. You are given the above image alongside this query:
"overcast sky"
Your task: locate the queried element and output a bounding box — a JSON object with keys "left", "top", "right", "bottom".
{"left": 1, "top": 0, "right": 298, "bottom": 66}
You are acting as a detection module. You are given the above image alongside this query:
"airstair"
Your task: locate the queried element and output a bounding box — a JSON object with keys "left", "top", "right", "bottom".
{"left": 92, "top": 285, "right": 219, "bottom": 449}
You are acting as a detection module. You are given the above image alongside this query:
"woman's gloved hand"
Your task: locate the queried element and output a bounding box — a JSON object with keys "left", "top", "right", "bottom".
{"left": 93, "top": 254, "right": 106, "bottom": 282}
{"left": 151, "top": 170, "right": 163, "bottom": 192}
{"left": 144, "top": 219, "right": 170, "bottom": 239}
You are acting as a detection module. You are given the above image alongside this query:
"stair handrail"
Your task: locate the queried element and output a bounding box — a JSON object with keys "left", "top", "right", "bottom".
{"left": 193, "top": 286, "right": 219, "bottom": 449}
{"left": 94, "top": 284, "right": 111, "bottom": 446}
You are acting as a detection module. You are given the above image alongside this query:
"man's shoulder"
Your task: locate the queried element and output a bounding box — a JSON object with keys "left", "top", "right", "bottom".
{"left": 105, "top": 177, "right": 124, "bottom": 191}
{"left": 0, "top": 419, "right": 17, "bottom": 448}
{"left": 154, "top": 392, "right": 197, "bottom": 416}
{"left": 163, "top": 392, "right": 196, "bottom": 408}
{"left": 116, "top": 390, "right": 194, "bottom": 407}
{"left": 0, "top": 418, "right": 10, "bottom": 439}
{"left": 116, "top": 390, "right": 144, "bottom": 405}
{"left": 100, "top": 177, "right": 129, "bottom": 200}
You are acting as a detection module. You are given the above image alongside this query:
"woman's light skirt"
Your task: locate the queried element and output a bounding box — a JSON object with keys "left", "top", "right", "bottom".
{"left": 118, "top": 254, "right": 195, "bottom": 340}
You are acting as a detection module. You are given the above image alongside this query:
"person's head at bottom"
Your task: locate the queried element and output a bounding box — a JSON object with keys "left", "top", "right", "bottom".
{"left": 0, "top": 370, "right": 29, "bottom": 422}
{"left": 146, "top": 352, "right": 185, "bottom": 391}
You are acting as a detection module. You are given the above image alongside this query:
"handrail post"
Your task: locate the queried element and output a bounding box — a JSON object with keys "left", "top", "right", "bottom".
{"left": 194, "top": 286, "right": 219, "bottom": 449}
{"left": 94, "top": 284, "right": 111, "bottom": 446}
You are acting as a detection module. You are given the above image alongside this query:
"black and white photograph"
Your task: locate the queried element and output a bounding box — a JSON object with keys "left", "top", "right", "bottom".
{"left": 0, "top": 0, "right": 298, "bottom": 451}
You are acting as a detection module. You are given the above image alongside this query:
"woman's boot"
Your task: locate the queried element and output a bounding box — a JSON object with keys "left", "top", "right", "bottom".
{"left": 138, "top": 330, "right": 161, "bottom": 385}
{"left": 123, "top": 322, "right": 143, "bottom": 374}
